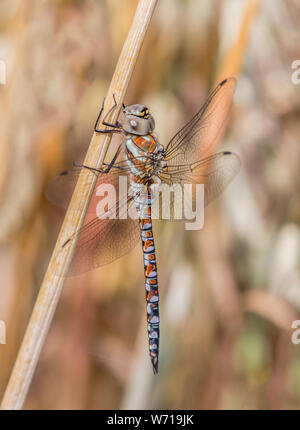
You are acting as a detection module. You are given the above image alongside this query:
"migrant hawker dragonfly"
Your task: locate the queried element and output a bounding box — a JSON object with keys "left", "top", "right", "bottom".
{"left": 47, "top": 77, "right": 240, "bottom": 374}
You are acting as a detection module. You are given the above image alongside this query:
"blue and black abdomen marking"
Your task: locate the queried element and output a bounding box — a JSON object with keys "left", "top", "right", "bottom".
{"left": 139, "top": 187, "right": 159, "bottom": 374}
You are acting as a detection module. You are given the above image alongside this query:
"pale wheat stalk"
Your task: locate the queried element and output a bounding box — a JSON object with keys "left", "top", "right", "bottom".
{"left": 1, "top": 0, "right": 158, "bottom": 410}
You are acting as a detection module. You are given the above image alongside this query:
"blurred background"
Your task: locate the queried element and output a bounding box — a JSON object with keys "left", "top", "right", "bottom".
{"left": 0, "top": 0, "right": 300, "bottom": 410}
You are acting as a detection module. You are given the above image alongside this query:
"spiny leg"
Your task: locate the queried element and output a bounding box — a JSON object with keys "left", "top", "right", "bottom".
{"left": 90, "top": 94, "right": 125, "bottom": 172}
{"left": 94, "top": 94, "right": 122, "bottom": 133}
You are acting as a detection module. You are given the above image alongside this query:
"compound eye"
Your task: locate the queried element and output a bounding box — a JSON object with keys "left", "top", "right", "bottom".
{"left": 140, "top": 108, "right": 149, "bottom": 118}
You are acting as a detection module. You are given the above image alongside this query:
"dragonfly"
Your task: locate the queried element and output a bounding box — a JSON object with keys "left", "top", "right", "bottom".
{"left": 46, "top": 77, "right": 241, "bottom": 374}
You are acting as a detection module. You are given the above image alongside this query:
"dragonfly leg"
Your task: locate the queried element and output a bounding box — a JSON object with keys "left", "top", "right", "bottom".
{"left": 102, "top": 94, "right": 122, "bottom": 128}
{"left": 73, "top": 142, "right": 123, "bottom": 174}
{"left": 101, "top": 142, "right": 123, "bottom": 173}
{"left": 73, "top": 162, "right": 103, "bottom": 173}
{"left": 94, "top": 94, "right": 122, "bottom": 133}
{"left": 94, "top": 128, "right": 121, "bottom": 134}
{"left": 94, "top": 96, "right": 106, "bottom": 131}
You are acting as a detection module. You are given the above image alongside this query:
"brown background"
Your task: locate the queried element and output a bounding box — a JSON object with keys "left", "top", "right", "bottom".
{"left": 0, "top": 0, "right": 300, "bottom": 409}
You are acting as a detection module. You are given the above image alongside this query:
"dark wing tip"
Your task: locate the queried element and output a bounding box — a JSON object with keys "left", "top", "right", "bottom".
{"left": 62, "top": 238, "right": 71, "bottom": 247}
{"left": 219, "top": 77, "right": 237, "bottom": 88}
{"left": 223, "top": 151, "right": 232, "bottom": 155}
{"left": 59, "top": 170, "right": 69, "bottom": 176}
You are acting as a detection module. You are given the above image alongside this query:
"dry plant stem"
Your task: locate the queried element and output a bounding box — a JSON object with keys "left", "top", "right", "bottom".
{"left": 1, "top": 0, "right": 158, "bottom": 410}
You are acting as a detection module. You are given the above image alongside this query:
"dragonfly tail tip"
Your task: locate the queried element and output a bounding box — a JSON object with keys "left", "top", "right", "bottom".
{"left": 151, "top": 358, "right": 159, "bottom": 375}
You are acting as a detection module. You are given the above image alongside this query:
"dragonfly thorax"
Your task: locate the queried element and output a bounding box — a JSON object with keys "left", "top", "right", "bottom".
{"left": 125, "top": 134, "right": 165, "bottom": 180}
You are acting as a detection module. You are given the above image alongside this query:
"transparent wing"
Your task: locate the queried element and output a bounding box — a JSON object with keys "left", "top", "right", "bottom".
{"left": 46, "top": 164, "right": 130, "bottom": 212}
{"left": 65, "top": 197, "right": 140, "bottom": 276}
{"left": 47, "top": 165, "right": 141, "bottom": 276}
{"left": 155, "top": 151, "right": 240, "bottom": 221}
{"left": 165, "top": 78, "right": 236, "bottom": 166}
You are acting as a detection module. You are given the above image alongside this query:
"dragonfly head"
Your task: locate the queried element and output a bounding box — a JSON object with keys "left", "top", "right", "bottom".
{"left": 120, "top": 104, "right": 155, "bottom": 136}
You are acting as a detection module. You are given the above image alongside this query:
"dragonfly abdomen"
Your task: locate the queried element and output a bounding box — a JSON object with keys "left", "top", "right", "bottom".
{"left": 138, "top": 189, "right": 159, "bottom": 374}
